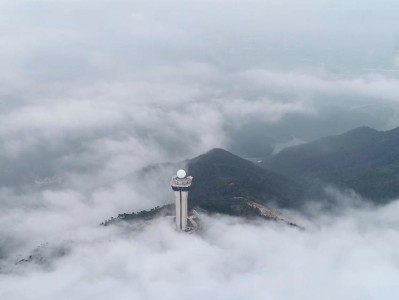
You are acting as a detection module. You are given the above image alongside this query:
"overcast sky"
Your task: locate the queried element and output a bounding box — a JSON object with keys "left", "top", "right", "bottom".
{"left": 1, "top": 1, "right": 399, "bottom": 299}
{"left": 1, "top": 0, "right": 399, "bottom": 160}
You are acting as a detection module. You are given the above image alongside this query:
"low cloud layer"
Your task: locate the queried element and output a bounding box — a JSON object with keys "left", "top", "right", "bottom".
{"left": 1, "top": 197, "right": 399, "bottom": 300}
{"left": 0, "top": 0, "right": 398, "bottom": 168}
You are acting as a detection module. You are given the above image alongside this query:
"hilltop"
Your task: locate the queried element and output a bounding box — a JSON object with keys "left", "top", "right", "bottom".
{"left": 103, "top": 148, "right": 304, "bottom": 226}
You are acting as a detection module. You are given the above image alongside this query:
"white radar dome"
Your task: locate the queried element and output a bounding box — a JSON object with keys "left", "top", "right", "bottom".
{"left": 177, "top": 169, "right": 186, "bottom": 179}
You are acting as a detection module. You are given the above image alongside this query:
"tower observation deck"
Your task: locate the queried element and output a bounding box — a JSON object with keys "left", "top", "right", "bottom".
{"left": 171, "top": 169, "right": 193, "bottom": 231}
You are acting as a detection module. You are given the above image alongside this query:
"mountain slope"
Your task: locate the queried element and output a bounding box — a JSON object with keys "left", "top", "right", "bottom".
{"left": 187, "top": 148, "right": 305, "bottom": 211}
{"left": 102, "top": 148, "right": 306, "bottom": 226}
{"left": 265, "top": 126, "right": 399, "bottom": 202}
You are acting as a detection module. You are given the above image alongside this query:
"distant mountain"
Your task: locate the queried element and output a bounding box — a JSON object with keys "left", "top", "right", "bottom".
{"left": 265, "top": 126, "right": 399, "bottom": 202}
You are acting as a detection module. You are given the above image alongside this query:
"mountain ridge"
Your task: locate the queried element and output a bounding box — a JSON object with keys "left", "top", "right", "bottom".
{"left": 265, "top": 126, "right": 399, "bottom": 202}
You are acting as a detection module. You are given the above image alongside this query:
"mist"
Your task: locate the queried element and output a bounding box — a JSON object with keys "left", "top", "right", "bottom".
{"left": 1, "top": 0, "right": 399, "bottom": 299}
{"left": 1, "top": 196, "right": 399, "bottom": 300}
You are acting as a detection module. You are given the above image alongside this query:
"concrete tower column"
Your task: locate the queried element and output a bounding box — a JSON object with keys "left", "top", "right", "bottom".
{"left": 171, "top": 170, "right": 193, "bottom": 232}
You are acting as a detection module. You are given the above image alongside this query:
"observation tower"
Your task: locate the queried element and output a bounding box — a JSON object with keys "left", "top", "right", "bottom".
{"left": 170, "top": 169, "right": 193, "bottom": 231}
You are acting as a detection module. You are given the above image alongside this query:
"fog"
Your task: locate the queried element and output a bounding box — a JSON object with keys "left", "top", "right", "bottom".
{"left": 1, "top": 0, "right": 399, "bottom": 299}
{"left": 1, "top": 196, "right": 399, "bottom": 300}
{"left": 1, "top": 1, "right": 399, "bottom": 159}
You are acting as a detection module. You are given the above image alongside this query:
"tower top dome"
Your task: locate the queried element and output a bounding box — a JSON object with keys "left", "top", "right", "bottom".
{"left": 177, "top": 169, "right": 186, "bottom": 179}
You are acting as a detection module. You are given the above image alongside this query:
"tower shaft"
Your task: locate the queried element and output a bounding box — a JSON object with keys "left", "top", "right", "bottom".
{"left": 171, "top": 173, "right": 193, "bottom": 232}
{"left": 174, "top": 189, "right": 188, "bottom": 231}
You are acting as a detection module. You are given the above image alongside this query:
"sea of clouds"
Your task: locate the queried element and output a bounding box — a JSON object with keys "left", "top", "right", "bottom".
{"left": 1, "top": 0, "right": 399, "bottom": 299}
{"left": 1, "top": 195, "right": 399, "bottom": 300}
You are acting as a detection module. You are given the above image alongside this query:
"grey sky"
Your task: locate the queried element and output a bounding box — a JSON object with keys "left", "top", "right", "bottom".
{"left": 1, "top": 0, "right": 399, "bottom": 159}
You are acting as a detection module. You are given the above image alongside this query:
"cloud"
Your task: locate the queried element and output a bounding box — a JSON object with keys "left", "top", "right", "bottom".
{"left": 0, "top": 0, "right": 398, "bottom": 164}
{"left": 394, "top": 53, "right": 399, "bottom": 67}
{"left": 1, "top": 199, "right": 399, "bottom": 300}
{"left": 0, "top": 1, "right": 398, "bottom": 298}
{"left": 240, "top": 69, "right": 399, "bottom": 103}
